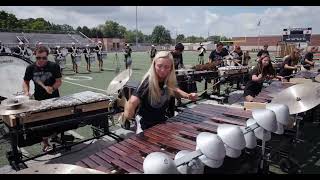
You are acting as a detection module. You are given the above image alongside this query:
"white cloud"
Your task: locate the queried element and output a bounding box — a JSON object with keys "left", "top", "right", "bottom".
{"left": 0, "top": 6, "right": 319, "bottom": 38}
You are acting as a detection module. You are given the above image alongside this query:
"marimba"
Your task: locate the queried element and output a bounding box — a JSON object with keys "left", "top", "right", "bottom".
{"left": 1, "top": 91, "right": 119, "bottom": 170}
{"left": 75, "top": 104, "right": 260, "bottom": 174}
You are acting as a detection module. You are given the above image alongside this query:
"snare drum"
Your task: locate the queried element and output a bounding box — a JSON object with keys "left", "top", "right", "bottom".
{"left": 99, "top": 51, "right": 107, "bottom": 60}
{"left": 89, "top": 54, "right": 96, "bottom": 64}
{"left": 126, "top": 57, "right": 132, "bottom": 66}
{"left": 55, "top": 56, "right": 66, "bottom": 69}
{"left": 74, "top": 54, "right": 82, "bottom": 65}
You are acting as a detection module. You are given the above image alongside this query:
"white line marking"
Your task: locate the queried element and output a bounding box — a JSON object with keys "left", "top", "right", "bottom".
{"left": 62, "top": 80, "right": 108, "bottom": 93}
{"left": 66, "top": 130, "right": 85, "bottom": 140}
{"left": 20, "top": 148, "right": 30, "bottom": 156}
{"left": 64, "top": 76, "right": 93, "bottom": 81}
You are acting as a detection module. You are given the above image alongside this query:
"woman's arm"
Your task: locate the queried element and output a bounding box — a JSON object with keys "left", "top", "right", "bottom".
{"left": 173, "top": 88, "right": 198, "bottom": 101}
{"left": 284, "top": 64, "right": 297, "bottom": 70}
{"left": 124, "top": 95, "right": 141, "bottom": 120}
{"left": 251, "top": 74, "right": 263, "bottom": 82}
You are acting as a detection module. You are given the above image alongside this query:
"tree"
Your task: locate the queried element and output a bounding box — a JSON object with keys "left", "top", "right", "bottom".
{"left": 151, "top": 25, "right": 172, "bottom": 44}
{"left": 81, "top": 26, "right": 92, "bottom": 37}
{"left": 176, "top": 34, "right": 185, "bottom": 43}
{"left": 99, "top": 20, "right": 127, "bottom": 38}
{"left": 60, "top": 24, "right": 74, "bottom": 32}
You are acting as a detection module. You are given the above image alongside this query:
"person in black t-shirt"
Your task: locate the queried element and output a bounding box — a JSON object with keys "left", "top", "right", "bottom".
{"left": 197, "top": 43, "right": 206, "bottom": 65}
{"left": 124, "top": 44, "right": 133, "bottom": 69}
{"left": 230, "top": 45, "right": 243, "bottom": 66}
{"left": 122, "top": 51, "right": 197, "bottom": 131}
{"left": 208, "top": 42, "right": 229, "bottom": 67}
{"left": 23, "top": 45, "right": 62, "bottom": 152}
{"left": 301, "top": 46, "right": 317, "bottom": 70}
{"left": 244, "top": 54, "right": 282, "bottom": 102}
{"left": 149, "top": 45, "right": 157, "bottom": 62}
{"left": 257, "top": 44, "right": 270, "bottom": 61}
{"left": 279, "top": 49, "right": 301, "bottom": 81}
{"left": 171, "top": 43, "right": 185, "bottom": 69}
{"left": 243, "top": 51, "right": 251, "bottom": 66}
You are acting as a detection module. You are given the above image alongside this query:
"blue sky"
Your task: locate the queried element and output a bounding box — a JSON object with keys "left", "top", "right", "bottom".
{"left": 0, "top": 6, "right": 319, "bottom": 38}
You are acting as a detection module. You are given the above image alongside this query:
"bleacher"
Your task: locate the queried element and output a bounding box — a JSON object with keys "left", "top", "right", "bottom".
{"left": 0, "top": 31, "right": 92, "bottom": 48}
{"left": 0, "top": 32, "right": 21, "bottom": 47}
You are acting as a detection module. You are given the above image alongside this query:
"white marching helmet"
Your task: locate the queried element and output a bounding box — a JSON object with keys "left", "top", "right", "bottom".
{"left": 19, "top": 41, "right": 24, "bottom": 45}
{"left": 86, "top": 44, "right": 90, "bottom": 47}
{"left": 98, "top": 41, "right": 102, "bottom": 44}
{"left": 72, "top": 42, "right": 75, "bottom": 45}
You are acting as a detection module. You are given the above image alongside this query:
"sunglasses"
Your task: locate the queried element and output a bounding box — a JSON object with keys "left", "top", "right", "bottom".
{"left": 36, "top": 56, "right": 48, "bottom": 60}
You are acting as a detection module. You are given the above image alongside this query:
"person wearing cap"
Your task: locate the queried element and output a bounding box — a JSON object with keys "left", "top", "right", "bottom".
{"left": 149, "top": 45, "right": 157, "bottom": 62}
{"left": 208, "top": 42, "right": 229, "bottom": 67}
{"left": 171, "top": 42, "right": 185, "bottom": 70}
{"left": 197, "top": 43, "right": 206, "bottom": 65}
{"left": 94, "top": 41, "right": 105, "bottom": 71}
{"left": 83, "top": 44, "right": 92, "bottom": 72}
{"left": 68, "top": 42, "right": 79, "bottom": 73}
{"left": 124, "top": 43, "right": 132, "bottom": 69}
{"left": 22, "top": 45, "right": 62, "bottom": 152}
{"left": 257, "top": 44, "right": 270, "bottom": 60}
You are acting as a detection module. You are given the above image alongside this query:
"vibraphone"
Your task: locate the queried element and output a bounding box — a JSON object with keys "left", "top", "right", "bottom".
{"left": 218, "top": 66, "right": 249, "bottom": 78}
{"left": 2, "top": 91, "right": 121, "bottom": 170}
{"left": 75, "top": 103, "right": 262, "bottom": 174}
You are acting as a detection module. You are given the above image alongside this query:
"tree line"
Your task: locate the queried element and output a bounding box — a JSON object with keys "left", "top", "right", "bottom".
{"left": 0, "top": 10, "right": 231, "bottom": 45}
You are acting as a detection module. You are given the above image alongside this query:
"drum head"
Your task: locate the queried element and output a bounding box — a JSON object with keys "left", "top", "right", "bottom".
{"left": 0, "top": 54, "right": 34, "bottom": 98}
{"left": 61, "top": 48, "right": 68, "bottom": 57}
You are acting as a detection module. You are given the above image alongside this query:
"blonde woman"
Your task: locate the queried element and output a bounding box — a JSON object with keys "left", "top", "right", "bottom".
{"left": 123, "top": 51, "right": 197, "bottom": 130}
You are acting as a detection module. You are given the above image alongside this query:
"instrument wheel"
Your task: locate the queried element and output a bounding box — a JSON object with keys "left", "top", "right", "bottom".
{"left": 279, "top": 158, "right": 300, "bottom": 174}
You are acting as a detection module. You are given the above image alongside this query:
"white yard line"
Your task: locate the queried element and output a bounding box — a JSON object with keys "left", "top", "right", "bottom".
{"left": 62, "top": 80, "right": 108, "bottom": 93}
{"left": 66, "top": 130, "right": 85, "bottom": 140}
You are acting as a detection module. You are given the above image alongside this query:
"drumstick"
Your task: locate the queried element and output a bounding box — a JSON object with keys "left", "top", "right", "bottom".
{"left": 35, "top": 80, "right": 53, "bottom": 94}
{"left": 167, "top": 77, "right": 225, "bottom": 100}
{"left": 196, "top": 78, "right": 225, "bottom": 97}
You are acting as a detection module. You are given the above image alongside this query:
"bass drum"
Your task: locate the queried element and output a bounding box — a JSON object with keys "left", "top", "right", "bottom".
{"left": 0, "top": 53, "right": 35, "bottom": 99}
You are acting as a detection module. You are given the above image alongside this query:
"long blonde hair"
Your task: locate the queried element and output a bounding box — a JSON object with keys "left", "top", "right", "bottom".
{"left": 140, "top": 51, "right": 177, "bottom": 105}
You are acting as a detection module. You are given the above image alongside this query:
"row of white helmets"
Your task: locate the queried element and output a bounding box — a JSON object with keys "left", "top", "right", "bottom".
{"left": 142, "top": 103, "right": 291, "bottom": 174}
